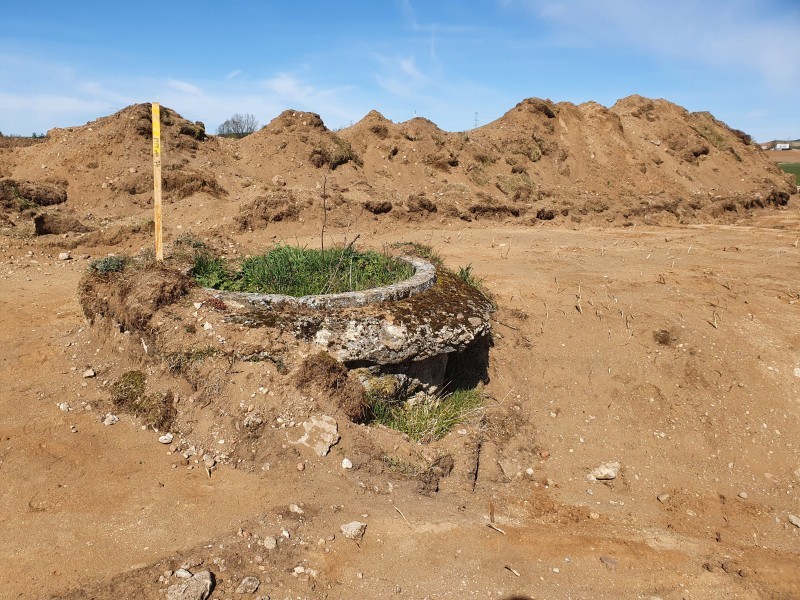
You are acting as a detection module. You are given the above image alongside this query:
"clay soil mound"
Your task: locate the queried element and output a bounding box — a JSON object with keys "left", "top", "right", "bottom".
{"left": 1, "top": 96, "right": 795, "bottom": 244}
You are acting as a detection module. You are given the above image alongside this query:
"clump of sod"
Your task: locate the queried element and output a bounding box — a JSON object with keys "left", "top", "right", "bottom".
{"left": 191, "top": 244, "right": 414, "bottom": 296}
{"left": 110, "top": 370, "right": 176, "bottom": 430}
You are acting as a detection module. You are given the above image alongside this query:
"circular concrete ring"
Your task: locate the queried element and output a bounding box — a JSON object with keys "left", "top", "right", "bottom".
{"left": 209, "top": 256, "right": 436, "bottom": 310}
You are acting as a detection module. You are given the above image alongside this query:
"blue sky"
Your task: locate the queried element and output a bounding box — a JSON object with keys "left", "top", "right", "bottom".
{"left": 1, "top": 0, "right": 798, "bottom": 141}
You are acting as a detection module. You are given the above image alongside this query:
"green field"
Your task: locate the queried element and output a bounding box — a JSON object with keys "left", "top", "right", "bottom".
{"left": 778, "top": 162, "right": 800, "bottom": 180}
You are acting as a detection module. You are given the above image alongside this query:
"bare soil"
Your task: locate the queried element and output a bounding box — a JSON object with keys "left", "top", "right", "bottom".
{"left": 1, "top": 98, "right": 799, "bottom": 599}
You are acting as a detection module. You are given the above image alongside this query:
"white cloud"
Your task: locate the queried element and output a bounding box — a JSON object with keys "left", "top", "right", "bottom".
{"left": 167, "top": 80, "right": 202, "bottom": 96}
{"left": 225, "top": 69, "right": 242, "bottom": 80}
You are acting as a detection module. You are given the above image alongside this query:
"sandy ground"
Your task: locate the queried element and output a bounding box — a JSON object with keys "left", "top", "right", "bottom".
{"left": 2, "top": 211, "right": 799, "bottom": 599}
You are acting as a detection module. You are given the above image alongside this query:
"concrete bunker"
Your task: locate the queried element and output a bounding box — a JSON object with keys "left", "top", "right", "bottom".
{"left": 213, "top": 256, "right": 494, "bottom": 399}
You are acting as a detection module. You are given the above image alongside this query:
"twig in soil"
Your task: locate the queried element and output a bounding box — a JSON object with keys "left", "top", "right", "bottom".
{"left": 393, "top": 503, "right": 412, "bottom": 528}
{"left": 493, "top": 388, "right": 515, "bottom": 407}
{"left": 492, "top": 317, "right": 519, "bottom": 331}
{"left": 487, "top": 523, "right": 506, "bottom": 535}
{"left": 504, "top": 565, "right": 520, "bottom": 577}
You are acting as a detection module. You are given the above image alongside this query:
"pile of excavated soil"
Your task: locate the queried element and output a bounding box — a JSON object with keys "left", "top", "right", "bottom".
{"left": 0, "top": 96, "right": 795, "bottom": 247}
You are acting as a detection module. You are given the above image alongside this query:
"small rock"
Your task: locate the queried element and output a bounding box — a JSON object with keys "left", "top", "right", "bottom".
{"left": 193, "top": 302, "right": 203, "bottom": 309}
{"left": 296, "top": 462, "right": 305, "bottom": 471}
{"left": 203, "top": 456, "right": 216, "bottom": 469}
{"left": 588, "top": 461, "right": 620, "bottom": 481}
{"left": 340, "top": 521, "right": 367, "bottom": 541}
{"left": 58, "top": 252, "right": 71, "bottom": 261}
{"left": 159, "top": 433, "right": 174, "bottom": 444}
{"left": 263, "top": 536, "right": 277, "bottom": 550}
{"left": 599, "top": 556, "right": 617, "bottom": 571}
{"left": 787, "top": 514, "right": 800, "bottom": 528}
{"left": 657, "top": 493, "right": 670, "bottom": 503}
{"left": 341, "top": 458, "right": 353, "bottom": 469}
{"left": 272, "top": 175, "right": 286, "bottom": 186}
{"left": 702, "top": 562, "right": 721, "bottom": 573}
{"left": 103, "top": 413, "right": 119, "bottom": 426}
{"left": 70, "top": 424, "right": 78, "bottom": 433}
{"left": 287, "top": 415, "right": 340, "bottom": 457}
{"left": 739, "top": 567, "right": 751, "bottom": 578}
{"left": 738, "top": 491, "right": 748, "bottom": 500}
{"left": 289, "top": 503, "right": 304, "bottom": 514}
{"left": 58, "top": 402, "right": 71, "bottom": 412}
{"left": 82, "top": 369, "right": 96, "bottom": 378}
{"left": 166, "top": 570, "right": 213, "bottom": 600}
{"left": 203, "top": 322, "right": 213, "bottom": 331}
{"left": 175, "top": 569, "right": 193, "bottom": 578}
{"left": 243, "top": 413, "right": 263, "bottom": 430}
{"left": 235, "top": 576, "right": 260, "bottom": 594}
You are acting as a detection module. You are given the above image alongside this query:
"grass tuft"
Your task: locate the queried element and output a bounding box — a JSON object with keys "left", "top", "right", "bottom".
{"left": 192, "top": 245, "right": 413, "bottom": 296}
{"left": 87, "top": 255, "right": 129, "bottom": 275}
{"left": 367, "top": 388, "right": 484, "bottom": 443}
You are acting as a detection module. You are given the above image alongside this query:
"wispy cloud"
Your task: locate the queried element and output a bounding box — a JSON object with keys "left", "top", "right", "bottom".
{"left": 262, "top": 73, "right": 315, "bottom": 102}
{"left": 168, "top": 80, "right": 202, "bottom": 96}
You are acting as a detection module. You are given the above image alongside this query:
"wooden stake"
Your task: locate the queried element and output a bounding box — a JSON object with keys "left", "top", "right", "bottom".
{"left": 151, "top": 102, "right": 163, "bottom": 261}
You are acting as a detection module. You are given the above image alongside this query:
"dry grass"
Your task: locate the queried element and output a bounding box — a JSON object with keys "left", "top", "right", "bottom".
{"left": 110, "top": 370, "right": 176, "bottom": 430}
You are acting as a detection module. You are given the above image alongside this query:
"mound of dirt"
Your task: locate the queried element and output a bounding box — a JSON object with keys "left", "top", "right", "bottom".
{"left": 4, "top": 104, "right": 223, "bottom": 221}
{"left": 1, "top": 95, "right": 795, "bottom": 246}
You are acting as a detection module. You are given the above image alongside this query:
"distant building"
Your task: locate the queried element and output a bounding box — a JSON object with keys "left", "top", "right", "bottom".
{"left": 775, "top": 143, "right": 790, "bottom": 150}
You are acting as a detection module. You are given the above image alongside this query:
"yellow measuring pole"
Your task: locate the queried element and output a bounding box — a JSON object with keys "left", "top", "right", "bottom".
{"left": 151, "top": 102, "right": 163, "bottom": 261}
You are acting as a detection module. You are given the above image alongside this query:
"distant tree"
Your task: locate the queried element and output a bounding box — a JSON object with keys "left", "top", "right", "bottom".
{"left": 216, "top": 113, "right": 259, "bottom": 138}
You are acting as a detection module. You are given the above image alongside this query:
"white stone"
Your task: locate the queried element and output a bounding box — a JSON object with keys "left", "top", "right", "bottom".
{"left": 57, "top": 402, "right": 71, "bottom": 412}
{"left": 82, "top": 369, "right": 96, "bottom": 378}
{"left": 341, "top": 458, "right": 353, "bottom": 469}
{"left": 159, "top": 433, "right": 174, "bottom": 444}
{"left": 263, "top": 536, "right": 277, "bottom": 550}
{"left": 58, "top": 252, "right": 71, "bottom": 261}
{"left": 166, "top": 570, "right": 212, "bottom": 600}
{"left": 103, "top": 413, "right": 119, "bottom": 426}
{"left": 287, "top": 415, "right": 340, "bottom": 456}
{"left": 340, "top": 521, "right": 367, "bottom": 541}
{"left": 788, "top": 514, "right": 800, "bottom": 528}
{"left": 589, "top": 461, "right": 621, "bottom": 481}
